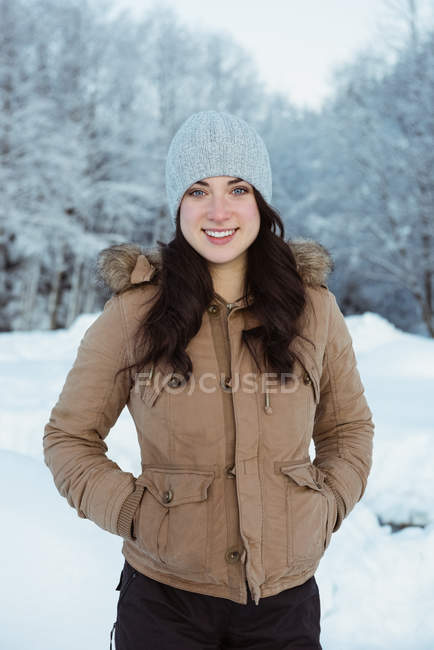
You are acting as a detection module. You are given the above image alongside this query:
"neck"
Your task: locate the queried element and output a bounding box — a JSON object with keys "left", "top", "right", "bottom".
{"left": 207, "top": 256, "right": 247, "bottom": 304}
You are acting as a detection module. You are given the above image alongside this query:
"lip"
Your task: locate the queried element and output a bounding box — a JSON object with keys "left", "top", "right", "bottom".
{"left": 202, "top": 228, "right": 238, "bottom": 245}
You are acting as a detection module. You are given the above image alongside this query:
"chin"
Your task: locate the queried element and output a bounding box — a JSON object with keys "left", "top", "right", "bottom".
{"left": 205, "top": 250, "right": 245, "bottom": 265}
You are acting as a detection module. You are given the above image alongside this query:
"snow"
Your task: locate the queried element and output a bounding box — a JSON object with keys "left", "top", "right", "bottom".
{"left": 0, "top": 309, "right": 433, "bottom": 649}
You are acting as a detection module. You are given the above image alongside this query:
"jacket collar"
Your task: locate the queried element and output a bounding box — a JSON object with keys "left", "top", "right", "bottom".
{"left": 97, "top": 238, "right": 333, "bottom": 296}
{"left": 213, "top": 291, "right": 254, "bottom": 312}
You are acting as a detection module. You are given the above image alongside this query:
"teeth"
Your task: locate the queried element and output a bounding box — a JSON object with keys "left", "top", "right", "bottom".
{"left": 204, "top": 229, "right": 236, "bottom": 238}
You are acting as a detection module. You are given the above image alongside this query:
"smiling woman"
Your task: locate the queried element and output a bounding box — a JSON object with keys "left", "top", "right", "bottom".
{"left": 43, "top": 110, "right": 374, "bottom": 650}
{"left": 179, "top": 175, "right": 260, "bottom": 300}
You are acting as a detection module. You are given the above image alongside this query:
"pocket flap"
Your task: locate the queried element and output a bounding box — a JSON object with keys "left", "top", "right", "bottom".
{"left": 137, "top": 468, "right": 215, "bottom": 507}
{"left": 281, "top": 462, "right": 324, "bottom": 491}
{"left": 131, "top": 363, "right": 172, "bottom": 407}
{"left": 291, "top": 339, "right": 321, "bottom": 404}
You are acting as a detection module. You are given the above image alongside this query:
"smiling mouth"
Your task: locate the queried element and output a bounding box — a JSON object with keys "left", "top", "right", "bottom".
{"left": 202, "top": 228, "right": 239, "bottom": 239}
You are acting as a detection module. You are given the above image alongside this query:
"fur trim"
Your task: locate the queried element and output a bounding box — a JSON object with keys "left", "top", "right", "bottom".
{"left": 97, "top": 239, "right": 333, "bottom": 295}
{"left": 97, "top": 243, "right": 161, "bottom": 295}
{"left": 288, "top": 238, "right": 334, "bottom": 289}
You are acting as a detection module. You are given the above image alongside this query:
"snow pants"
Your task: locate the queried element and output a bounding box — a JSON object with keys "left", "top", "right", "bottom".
{"left": 111, "top": 559, "right": 322, "bottom": 649}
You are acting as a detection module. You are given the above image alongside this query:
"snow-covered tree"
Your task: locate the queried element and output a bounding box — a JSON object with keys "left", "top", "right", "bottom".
{"left": 0, "top": 0, "right": 278, "bottom": 330}
{"left": 1, "top": 0, "right": 432, "bottom": 336}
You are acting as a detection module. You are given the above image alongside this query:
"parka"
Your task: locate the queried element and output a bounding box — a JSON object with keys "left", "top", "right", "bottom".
{"left": 43, "top": 239, "right": 374, "bottom": 605}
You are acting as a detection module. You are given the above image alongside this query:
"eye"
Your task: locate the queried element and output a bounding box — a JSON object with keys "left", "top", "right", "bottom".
{"left": 232, "top": 187, "right": 248, "bottom": 195}
{"left": 189, "top": 188, "right": 205, "bottom": 197}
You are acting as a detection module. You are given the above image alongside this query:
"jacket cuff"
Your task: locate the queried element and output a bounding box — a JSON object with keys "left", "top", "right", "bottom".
{"left": 117, "top": 481, "right": 146, "bottom": 540}
{"left": 326, "top": 479, "right": 346, "bottom": 532}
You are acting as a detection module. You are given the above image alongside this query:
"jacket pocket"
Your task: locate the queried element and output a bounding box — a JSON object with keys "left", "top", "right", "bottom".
{"left": 321, "top": 476, "right": 338, "bottom": 551}
{"left": 133, "top": 467, "right": 215, "bottom": 575}
{"left": 291, "top": 339, "right": 321, "bottom": 407}
{"left": 131, "top": 363, "right": 165, "bottom": 408}
{"left": 285, "top": 344, "right": 321, "bottom": 439}
{"left": 281, "top": 461, "right": 330, "bottom": 566}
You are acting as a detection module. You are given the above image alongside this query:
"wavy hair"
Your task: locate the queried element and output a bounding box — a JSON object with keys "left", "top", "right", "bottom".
{"left": 120, "top": 188, "right": 307, "bottom": 383}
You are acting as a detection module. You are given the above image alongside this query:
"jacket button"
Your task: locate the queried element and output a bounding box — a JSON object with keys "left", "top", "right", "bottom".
{"left": 162, "top": 489, "right": 173, "bottom": 504}
{"left": 225, "top": 549, "right": 241, "bottom": 563}
{"left": 303, "top": 372, "right": 312, "bottom": 385}
{"left": 208, "top": 304, "right": 219, "bottom": 314}
{"left": 225, "top": 464, "right": 235, "bottom": 478}
{"left": 221, "top": 376, "right": 232, "bottom": 391}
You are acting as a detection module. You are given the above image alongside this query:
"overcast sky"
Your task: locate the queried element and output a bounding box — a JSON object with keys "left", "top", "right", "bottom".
{"left": 109, "top": 0, "right": 419, "bottom": 109}
{"left": 110, "top": 0, "right": 433, "bottom": 109}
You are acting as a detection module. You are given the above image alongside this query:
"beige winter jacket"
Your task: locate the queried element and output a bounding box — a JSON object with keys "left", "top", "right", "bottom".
{"left": 43, "top": 239, "right": 374, "bottom": 605}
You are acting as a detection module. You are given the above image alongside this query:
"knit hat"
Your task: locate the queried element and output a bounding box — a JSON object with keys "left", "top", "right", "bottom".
{"left": 165, "top": 110, "right": 272, "bottom": 222}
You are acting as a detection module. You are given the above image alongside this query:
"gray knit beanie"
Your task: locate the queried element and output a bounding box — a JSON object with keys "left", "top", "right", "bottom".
{"left": 165, "top": 110, "right": 272, "bottom": 222}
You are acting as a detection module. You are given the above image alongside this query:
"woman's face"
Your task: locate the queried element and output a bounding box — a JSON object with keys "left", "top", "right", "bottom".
{"left": 179, "top": 176, "right": 260, "bottom": 269}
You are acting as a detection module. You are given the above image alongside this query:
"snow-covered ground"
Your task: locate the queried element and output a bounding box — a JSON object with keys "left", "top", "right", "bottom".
{"left": 1, "top": 309, "right": 433, "bottom": 650}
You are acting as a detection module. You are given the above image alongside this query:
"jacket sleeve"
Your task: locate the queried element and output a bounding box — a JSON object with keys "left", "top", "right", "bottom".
{"left": 43, "top": 294, "right": 140, "bottom": 538}
{"left": 312, "top": 290, "right": 374, "bottom": 533}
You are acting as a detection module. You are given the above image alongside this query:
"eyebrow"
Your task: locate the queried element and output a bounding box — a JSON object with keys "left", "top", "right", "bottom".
{"left": 192, "top": 177, "right": 245, "bottom": 187}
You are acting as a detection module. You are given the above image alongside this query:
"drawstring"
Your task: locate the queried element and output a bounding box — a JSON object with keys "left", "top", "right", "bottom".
{"left": 264, "top": 387, "right": 273, "bottom": 415}
{"left": 144, "top": 363, "right": 154, "bottom": 385}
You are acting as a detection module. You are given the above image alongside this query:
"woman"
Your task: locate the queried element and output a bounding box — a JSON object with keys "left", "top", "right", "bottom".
{"left": 43, "top": 111, "right": 374, "bottom": 649}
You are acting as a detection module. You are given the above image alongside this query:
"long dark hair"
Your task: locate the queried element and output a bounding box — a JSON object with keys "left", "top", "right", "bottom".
{"left": 122, "top": 188, "right": 307, "bottom": 383}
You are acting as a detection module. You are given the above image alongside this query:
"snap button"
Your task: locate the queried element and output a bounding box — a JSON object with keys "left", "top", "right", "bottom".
{"left": 221, "top": 376, "right": 232, "bottom": 392}
{"left": 225, "top": 549, "right": 241, "bottom": 563}
{"left": 303, "top": 372, "right": 311, "bottom": 385}
{"left": 224, "top": 464, "right": 236, "bottom": 478}
{"left": 167, "top": 376, "right": 182, "bottom": 388}
{"left": 162, "top": 489, "right": 173, "bottom": 504}
{"left": 207, "top": 304, "right": 219, "bottom": 314}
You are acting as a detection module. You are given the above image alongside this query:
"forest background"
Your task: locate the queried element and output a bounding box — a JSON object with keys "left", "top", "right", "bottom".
{"left": 0, "top": 0, "right": 433, "bottom": 337}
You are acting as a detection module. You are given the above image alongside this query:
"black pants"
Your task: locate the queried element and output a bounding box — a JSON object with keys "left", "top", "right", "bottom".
{"left": 112, "top": 559, "right": 322, "bottom": 649}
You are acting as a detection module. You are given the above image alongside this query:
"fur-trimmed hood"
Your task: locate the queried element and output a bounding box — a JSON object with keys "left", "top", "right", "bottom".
{"left": 97, "top": 239, "right": 333, "bottom": 295}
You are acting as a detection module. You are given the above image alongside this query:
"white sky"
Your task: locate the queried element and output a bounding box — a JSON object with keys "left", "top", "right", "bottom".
{"left": 109, "top": 0, "right": 414, "bottom": 109}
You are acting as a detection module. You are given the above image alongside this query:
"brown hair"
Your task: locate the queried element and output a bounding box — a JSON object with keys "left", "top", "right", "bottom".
{"left": 119, "top": 188, "right": 307, "bottom": 382}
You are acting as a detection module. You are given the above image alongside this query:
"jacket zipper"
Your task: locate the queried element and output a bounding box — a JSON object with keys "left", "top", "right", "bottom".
{"left": 222, "top": 302, "right": 247, "bottom": 587}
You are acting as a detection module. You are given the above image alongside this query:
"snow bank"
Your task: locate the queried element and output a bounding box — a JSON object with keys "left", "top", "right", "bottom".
{"left": 0, "top": 450, "right": 122, "bottom": 650}
{"left": 0, "top": 309, "right": 433, "bottom": 649}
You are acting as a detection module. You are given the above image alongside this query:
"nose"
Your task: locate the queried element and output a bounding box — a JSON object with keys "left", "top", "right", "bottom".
{"left": 208, "top": 194, "right": 231, "bottom": 223}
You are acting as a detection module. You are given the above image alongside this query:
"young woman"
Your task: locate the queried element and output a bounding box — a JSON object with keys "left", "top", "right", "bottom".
{"left": 43, "top": 110, "right": 374, "bottom": 649}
